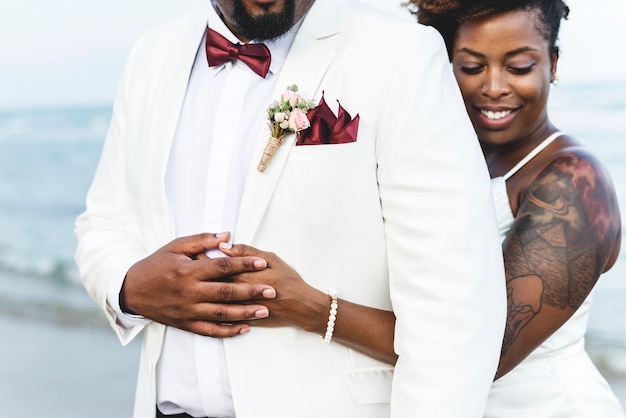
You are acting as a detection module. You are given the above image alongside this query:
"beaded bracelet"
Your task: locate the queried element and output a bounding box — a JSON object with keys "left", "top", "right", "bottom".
{"left": 321, "top": 289, "right": 338, "bottom": 344}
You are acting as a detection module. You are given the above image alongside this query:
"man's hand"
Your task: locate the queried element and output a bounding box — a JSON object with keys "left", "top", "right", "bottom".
{"left": 121, "top": 232, "right": 276, "bottom": 338}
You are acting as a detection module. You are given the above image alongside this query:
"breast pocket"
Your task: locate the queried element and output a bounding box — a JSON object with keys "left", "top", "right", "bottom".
{"left": 289, "top": 142, "right": 363, "bottom": 162}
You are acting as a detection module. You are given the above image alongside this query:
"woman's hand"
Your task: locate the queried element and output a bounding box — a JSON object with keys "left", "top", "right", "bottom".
{"left": 219, "top": 242, "right": 398, "bottom": 364}
{"left": 219, "top": 242, "right": 329, "bottom": 333}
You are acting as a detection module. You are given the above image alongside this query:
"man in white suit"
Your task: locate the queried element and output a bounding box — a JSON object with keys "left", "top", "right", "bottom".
{"left": 75, "top": 0, "right": 506, "bottom": 417}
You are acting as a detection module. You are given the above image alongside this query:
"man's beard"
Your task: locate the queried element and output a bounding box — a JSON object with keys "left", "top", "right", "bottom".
{"left": 232, "top": 0, "right": 296, "bottom": 42}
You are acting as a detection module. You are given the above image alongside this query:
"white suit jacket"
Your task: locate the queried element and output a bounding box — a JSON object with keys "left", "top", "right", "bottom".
{"left": 75, "top": 1, "right": 506, "bottom": 417}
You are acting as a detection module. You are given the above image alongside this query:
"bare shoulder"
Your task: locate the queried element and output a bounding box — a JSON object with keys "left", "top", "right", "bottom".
{"left": 516, "top": 137, "right": 621, "bottom": 271}
{"left": 532, "top": 137, "right": 619, "bottom": 215}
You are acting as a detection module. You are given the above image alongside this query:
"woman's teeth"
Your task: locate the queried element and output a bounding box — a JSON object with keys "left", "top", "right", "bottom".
{"left": 481, "top": 110, "right": 512, "bottom": 120}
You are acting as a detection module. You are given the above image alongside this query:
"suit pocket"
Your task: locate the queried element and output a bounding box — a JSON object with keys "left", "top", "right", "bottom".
{"left": 344, "top": 349, "right": 394, "bottom": 404}
{"left": 289, "top": 142, "right": 362, "bottom": 161}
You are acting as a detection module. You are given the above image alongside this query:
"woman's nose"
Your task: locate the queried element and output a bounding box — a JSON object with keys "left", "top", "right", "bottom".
{"left": 481, "top": 71, "right": 510, "bottom": 99}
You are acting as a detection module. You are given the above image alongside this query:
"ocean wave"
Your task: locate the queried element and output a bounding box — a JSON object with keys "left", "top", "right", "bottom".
{"left": 0, "top": 294, "right": 106, "bottom": 328}
{"left": 0, "top": 259, "right": 104, "bottom": 327}
{"left": 0, "top": 251, "right": 80, "bottom": 287}
{"left": 0, "top": 106, "right": 111, "bottom": 143}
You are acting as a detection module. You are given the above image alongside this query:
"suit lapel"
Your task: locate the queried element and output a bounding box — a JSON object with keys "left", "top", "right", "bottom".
{"left": 235, "top": 0, "right": 344, "bottom": 244}
{"left": 146, "top": 15, "right": 208, "bottom": 245}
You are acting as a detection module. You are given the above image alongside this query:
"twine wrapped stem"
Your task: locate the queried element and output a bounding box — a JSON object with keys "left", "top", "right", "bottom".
{"left": 257, "top": 136, "right": 284, "bottom": 173}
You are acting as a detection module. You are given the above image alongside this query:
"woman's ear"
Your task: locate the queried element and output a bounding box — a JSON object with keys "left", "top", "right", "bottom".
{"left": 550, "top": 53, "right": 559, "bottom": 83}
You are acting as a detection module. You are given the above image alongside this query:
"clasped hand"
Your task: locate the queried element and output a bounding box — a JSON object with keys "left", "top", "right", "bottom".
{"left": 121, "top": 232, "right": 328, "bottom": 338}
{"left": 121, "top": 232, "right": 276, "bottom": 338}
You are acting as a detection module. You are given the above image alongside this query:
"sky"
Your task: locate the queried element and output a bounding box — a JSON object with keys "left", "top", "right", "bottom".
{"left": 0, "top": 0, "right": 624, "bottom": 110}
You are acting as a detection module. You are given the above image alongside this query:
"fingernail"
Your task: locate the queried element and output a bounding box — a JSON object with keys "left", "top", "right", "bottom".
{"left": 253, "top": 259, "right": 267, "bottom": 269}
{"left": 219, "top": 242, "right": 232, "bottom": 250}
{"left": 216, "top": 232, "right": 228, "bottom": 238}
{"left": 262, "top": 288, "right": 276, "bottom": 298}
{"left": 239, "top": 327, "right": 250, "bottom": 335}
{"left": 254, "top": 308, "right": 269, "bottom": 318}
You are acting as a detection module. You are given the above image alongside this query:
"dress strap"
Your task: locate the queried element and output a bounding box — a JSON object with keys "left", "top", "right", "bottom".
{"left": 502, "top": 132, "right": 563, "bottom": 181}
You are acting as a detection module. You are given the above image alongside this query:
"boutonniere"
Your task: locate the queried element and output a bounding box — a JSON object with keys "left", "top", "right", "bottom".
{"left": 257, "top": 85, "right": 316, "bottom": 173}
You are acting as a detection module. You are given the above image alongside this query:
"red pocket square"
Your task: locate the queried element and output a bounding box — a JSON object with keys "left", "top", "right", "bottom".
{"left": 296, "top": 93, "right": 360, "bottom": 146}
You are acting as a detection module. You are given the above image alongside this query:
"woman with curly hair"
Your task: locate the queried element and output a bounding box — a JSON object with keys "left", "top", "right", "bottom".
{"left": 403, "top": 0, "right": 624, "bottom": 415}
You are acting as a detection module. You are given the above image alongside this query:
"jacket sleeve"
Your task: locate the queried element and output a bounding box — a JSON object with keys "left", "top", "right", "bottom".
{"left": 377, "top": 27, "right": 506, "bottom": 417}
{"left": 74, "top": 34, "right": 152, "bottom": 345}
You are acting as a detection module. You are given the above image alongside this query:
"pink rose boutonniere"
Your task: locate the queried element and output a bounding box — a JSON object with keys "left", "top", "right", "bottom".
{"left": 257, "top": 85, "right": 316, "bottom": 173}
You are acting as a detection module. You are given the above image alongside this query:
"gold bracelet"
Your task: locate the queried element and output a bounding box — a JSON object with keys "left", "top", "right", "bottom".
{"left": 321, "top": 289, "right": 338, "bottom": 344}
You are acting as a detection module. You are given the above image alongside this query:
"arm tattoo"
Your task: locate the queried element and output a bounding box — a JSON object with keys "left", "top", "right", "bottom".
{"left": 501, "top": 152, "right": 619, "bottom": 354}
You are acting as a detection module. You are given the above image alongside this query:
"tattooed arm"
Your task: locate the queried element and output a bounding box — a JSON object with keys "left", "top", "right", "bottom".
{"left": 495, "top": 149, "right": 621, "bottom": 379}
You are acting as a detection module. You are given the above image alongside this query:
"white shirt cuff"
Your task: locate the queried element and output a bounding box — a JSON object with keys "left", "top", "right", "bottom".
{"left": 106, "top": 266, "right": 151, "bottom": 331}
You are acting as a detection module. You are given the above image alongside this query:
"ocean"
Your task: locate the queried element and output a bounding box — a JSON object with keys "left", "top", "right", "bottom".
{"left": 0, "top": 81, "right": 624, "bottom": 410}
{"left": 0, "top": 106, "right": 110, "bottom": 325}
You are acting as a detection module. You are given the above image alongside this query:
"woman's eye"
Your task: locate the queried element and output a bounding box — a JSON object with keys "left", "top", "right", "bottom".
{"left": 508, "top": 64, "right": 534, "bottom": 75}
{"left": 459, "top": 65, "right": 483, "bottom": 75}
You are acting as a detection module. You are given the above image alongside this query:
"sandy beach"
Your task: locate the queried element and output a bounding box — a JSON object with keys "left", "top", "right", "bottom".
{"left": 1, "top": 309, "right": 624, "bottom": 417}
{"left": 0, "top": 314, "right": 140, "bottom": 417}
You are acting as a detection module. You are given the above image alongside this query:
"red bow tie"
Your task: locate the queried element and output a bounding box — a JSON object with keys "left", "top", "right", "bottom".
{"left": 205, "top": 28, "right": 271, "bottom": 78}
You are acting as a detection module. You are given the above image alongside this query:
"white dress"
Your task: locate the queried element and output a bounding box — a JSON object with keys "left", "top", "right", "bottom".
{"left": 485, "top": 132, "right": 625, "bottom": 418}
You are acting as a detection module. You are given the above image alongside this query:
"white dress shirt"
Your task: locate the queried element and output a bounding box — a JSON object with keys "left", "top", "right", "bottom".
{"left": 107, "top": 3, "right": 299, "bottom": 417}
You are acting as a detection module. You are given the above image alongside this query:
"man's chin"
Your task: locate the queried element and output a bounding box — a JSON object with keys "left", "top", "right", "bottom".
{"left": 233, "top": 0, "right": 295, "bottom": 42}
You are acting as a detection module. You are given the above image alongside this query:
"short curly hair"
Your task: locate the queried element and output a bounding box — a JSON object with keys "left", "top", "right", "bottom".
{"left": 406, "top": 0, "right": 569, "bottom": 60}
